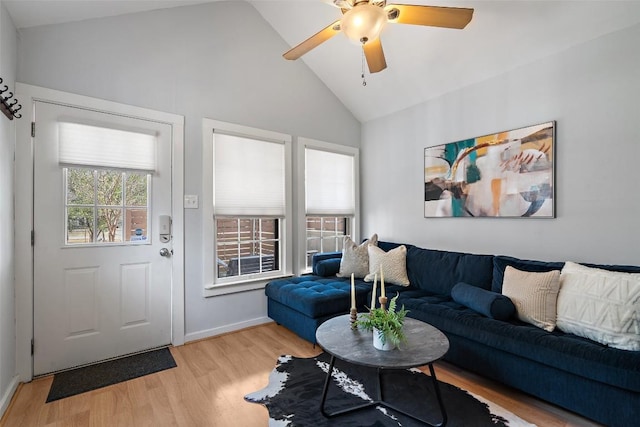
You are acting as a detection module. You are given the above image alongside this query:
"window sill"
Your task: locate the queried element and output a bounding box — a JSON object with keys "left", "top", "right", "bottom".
{"left": 203, "top": 274, "right": 293, "bottom": 297}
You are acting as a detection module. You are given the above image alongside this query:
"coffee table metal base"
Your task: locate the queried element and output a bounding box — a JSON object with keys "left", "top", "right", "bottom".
{"left": 320, "top": 355, "right": 448, "bottom": 426}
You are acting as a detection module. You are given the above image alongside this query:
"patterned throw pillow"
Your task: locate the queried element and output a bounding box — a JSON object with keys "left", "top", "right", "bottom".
{"left": 501, "top": 266, "right": 561, "bottom": 332}
{"left": 336, "top": 234, "right": 378, "bottom": 278}
{"left": 364, "top": 245, "right": 410, "bottom": 286}
{"left": 557, "top": 262, "right": 640, "bottom": 351}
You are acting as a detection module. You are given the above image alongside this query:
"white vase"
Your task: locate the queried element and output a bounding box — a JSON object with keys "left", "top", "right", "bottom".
{"left": 372, "top": 327, "right": 395, "bottom": 351}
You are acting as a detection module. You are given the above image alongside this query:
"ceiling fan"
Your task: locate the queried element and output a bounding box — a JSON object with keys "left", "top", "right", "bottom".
{"left": 283, "top": 0, "right": 474, "bottom": 74}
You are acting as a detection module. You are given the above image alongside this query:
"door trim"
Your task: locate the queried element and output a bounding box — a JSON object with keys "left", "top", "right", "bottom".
{"left": 15, "top": 83, "right": 185, "bottom": 381}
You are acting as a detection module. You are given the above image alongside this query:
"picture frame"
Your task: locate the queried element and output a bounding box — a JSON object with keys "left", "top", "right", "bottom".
{"left": 424, "top": 121, "right": 555, "bottom": 218}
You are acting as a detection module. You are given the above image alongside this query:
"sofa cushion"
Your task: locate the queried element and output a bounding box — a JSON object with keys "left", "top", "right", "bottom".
{"left": 364, "top": 244, "right": 410, "bottom": 286}
{"left": 502, "top": 266, "right": 561, "bottom": 332}
{"left": 451, "top": 282, "right": 515, "bottom": 320}
{"left": 337, "top": 234, "right": 378, "bottom": 278}
{"left": 492, "top": 256, "right": 563, "bottom": 293}
{"left": 314, "top": 258, "right": 341, "bottom": 277}
{"left": 265, "top": 276, "right": 371, "bottom": 318}
{"left": 406, "top": 246, "right": 494, "bottom": 295}
{"left": 557, "top": 262, "right": 640, "bottom": 351}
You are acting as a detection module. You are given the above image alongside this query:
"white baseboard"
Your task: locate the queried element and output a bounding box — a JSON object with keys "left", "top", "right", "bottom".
{"left": 184, "top": 317, "right": 273, "bottom": 343}
{"left": 0, "top": 376, "right": 20, "bottom": 420}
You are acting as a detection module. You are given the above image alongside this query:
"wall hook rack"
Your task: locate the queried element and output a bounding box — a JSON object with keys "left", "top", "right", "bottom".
{"left": 0, "top": 77, "right": 22, "bottom": 120}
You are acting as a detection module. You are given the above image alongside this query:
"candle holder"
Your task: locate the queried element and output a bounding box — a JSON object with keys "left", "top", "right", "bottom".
{"left": 378, "top": 296, "right": 388, "bottom": 311}
{"left": 350, "top": 307, "right": 358, "bottom": 329}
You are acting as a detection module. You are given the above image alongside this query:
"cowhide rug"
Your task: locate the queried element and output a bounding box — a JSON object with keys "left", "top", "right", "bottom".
{"left": 245, "top": 354, "right": 536, "bottom": 427}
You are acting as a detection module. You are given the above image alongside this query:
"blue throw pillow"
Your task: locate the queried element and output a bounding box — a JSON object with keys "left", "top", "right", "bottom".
{"left": 314, "top": 258, "right": 341, "bottom": 277}
{"left": 451, "top": 282, "right": 516, "bottom": 320}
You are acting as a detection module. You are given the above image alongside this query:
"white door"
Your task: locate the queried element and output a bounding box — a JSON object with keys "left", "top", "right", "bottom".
{"left": 33, "top": 101, "right": 173, "bottom": 375}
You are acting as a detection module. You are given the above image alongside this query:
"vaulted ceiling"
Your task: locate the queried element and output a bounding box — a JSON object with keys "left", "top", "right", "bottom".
{"left": 5, "top": 0, "right": 640, "bottom": 122}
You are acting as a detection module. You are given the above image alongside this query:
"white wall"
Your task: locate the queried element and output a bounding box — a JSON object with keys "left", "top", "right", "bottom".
{"left": 361, "top": 23, "right": 640, "bottom": 266}
{"left": 0, "top": 0, "right": 18, "bottom": 416}
{"left": 16, "top": 1, "right": 360, "bottom": 339}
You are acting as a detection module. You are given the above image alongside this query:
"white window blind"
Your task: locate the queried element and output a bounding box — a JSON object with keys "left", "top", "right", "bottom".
{"left": 214, "top": 132, "right": 286, "bottom": 216}
{"left": 305, "top": 148, "right": 355, "bottom": 216}
{"left": 59, "top": 122, "right": 157, "bottom": 171}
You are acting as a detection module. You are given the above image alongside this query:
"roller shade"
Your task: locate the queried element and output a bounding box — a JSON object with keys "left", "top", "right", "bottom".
{"left": 214, "top": 132, "right": 285, "bottom": 216}
{"left": 305, "top": 148, "right": 355, "bottom": 216}
{"left": 59, "top": 122, "right": 157, "bottom": 171}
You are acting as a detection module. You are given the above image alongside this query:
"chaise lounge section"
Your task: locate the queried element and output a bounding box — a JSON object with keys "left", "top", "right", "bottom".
{"left": 265, "top": 252, "right": 371, "bottom": 343}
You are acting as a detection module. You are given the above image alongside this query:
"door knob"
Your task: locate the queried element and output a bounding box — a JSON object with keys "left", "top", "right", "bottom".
{"left": 159, "top": 248, "right": 172, "bottom": 257}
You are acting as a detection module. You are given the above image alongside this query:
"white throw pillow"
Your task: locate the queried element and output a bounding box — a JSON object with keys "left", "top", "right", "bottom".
{"left": 557, "top": 262, "right": 640, "bottom": 351}
{"left": 336, "top": 234, "right": 378, "bottom": 279}
{"left": 364, "top": 245, "right": 410, "bottom": 286}
{"left": 501, "top": 266, "right": 561, "bottom": 332}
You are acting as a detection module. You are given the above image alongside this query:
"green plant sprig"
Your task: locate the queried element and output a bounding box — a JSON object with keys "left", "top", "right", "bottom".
{"left": 355, "top": 293, "right": 409, "bottom": 347}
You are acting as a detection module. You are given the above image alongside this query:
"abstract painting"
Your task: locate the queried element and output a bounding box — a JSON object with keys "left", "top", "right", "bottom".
{"left": 424, "top": 121, "right": 555, "bottom": 218}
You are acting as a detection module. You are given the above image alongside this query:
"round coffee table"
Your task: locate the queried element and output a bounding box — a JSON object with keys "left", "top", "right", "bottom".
{"left": 316, "top": 314, "right": 450, "bottom": 426}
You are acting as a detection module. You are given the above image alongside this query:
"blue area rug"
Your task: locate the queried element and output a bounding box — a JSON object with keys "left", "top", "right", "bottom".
{"left": 245, "top": 353, "right": 536, "bottom": 427}
{"left": 46, "top": 347, "right": 176, "bottom": 402}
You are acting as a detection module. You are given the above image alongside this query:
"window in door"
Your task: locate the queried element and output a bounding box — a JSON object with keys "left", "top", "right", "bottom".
{"left": 59, "top": 121, "right": 157, "bottom": 246}
{"left": 65, "top": 167, "right": 150, "bottom": 245}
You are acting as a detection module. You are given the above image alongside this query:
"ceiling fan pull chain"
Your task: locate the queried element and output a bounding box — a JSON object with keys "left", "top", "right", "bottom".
{"left": 361, "top": 47, "right": 367, "bottom": 87}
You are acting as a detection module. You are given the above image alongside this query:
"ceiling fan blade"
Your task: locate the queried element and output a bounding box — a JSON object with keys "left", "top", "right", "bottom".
{"left": 386, "top": 4, "right": 474, "bottom": 29}
{"left": 283, "top": 21, "right": 341, "bottom": 60}
{"left": 363, "top": 38, "right": 387, "bottom": 73}
{"left": 322, "top": 0, "right": 353, "bottom": 9}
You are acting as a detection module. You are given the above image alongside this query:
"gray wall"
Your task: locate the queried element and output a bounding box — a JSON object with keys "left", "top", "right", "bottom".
{"left": 0, "top": 0, "right": 17, "bottom": 414}
{"left": 361, "top": 23, "right": 640, "bottom": 266}
{"left": 17, "top": 1, "right": 360, "bottom": 338}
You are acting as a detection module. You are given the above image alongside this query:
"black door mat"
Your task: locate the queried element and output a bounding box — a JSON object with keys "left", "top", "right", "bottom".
{"left": 46, "top": 347, "right": 177, "bottom": 402}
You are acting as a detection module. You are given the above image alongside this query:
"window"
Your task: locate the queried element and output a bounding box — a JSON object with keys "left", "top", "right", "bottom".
{"left": 202, "top": 119, "right": 292, "bottom": 296}
{"left": 300, "top": 139, "right": 359, "bottom": 272}
{"left": 216, "top": 218, "right": 279, "bottom": 278}
{"left": 65, "top": 167, "right": 150, "bottom": 245}
{"left": 59, "top": 122, "right": 156, "bottom": 246}
{"left": 305, "top": 217, "right": 347, "bottom": 268}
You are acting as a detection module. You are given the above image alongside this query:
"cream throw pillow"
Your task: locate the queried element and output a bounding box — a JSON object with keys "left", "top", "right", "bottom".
{"left": 336, "top": 234, "right": 378, "bottom": 279}
{"left": 502, "top": 266, "right": 561, "bottom": 332}
{"left": 557, "top": 262, "right": 640, "bottom": 351}
{"left": 364, "top": 245, "right": 410, "bottom": 286}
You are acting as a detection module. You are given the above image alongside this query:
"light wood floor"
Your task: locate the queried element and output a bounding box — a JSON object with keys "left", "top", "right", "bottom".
{"left": 1, "top": 322, "right": 601, "bottom": 426}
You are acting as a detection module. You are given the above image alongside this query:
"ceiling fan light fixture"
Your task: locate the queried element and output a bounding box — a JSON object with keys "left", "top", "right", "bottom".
{"left": 341, "top": 3, "right": 387, "bottom": 44}
{"left": 284, "top": 2, "right": 473, "bottom": 76}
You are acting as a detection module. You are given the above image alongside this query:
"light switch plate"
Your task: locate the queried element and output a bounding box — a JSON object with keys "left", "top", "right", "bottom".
{"left": 184, "top": 194, "right": 199, "bottom": 209}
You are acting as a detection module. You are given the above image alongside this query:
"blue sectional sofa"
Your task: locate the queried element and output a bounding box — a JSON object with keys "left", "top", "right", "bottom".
{"left": 265, "top": 241, "right": 640, "bottom": 426}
